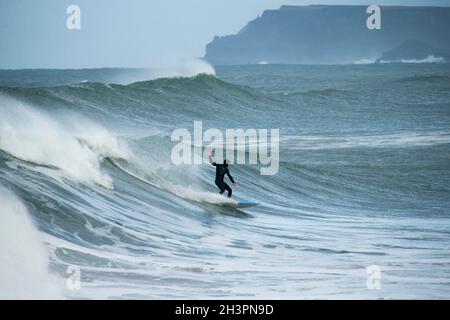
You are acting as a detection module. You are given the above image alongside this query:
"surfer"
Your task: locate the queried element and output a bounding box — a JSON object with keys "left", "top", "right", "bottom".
{"left": 208, "top": 150, "right": 237, "bottom": 198}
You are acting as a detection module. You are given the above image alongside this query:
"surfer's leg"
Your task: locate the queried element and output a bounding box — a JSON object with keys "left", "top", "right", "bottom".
{"left": 216, "top": 181, "right": 226, "bottom": 195}
{"left": 223, "top": 183, "right": 232, "bottom": 198}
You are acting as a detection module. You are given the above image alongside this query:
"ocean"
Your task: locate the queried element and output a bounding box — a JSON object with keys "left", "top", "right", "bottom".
{"left": 0, "top": 63, "right": 449, "bottom": 299}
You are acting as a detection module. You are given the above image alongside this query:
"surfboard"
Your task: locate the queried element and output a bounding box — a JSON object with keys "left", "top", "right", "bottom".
{"left": 228, "top": 201, "right": 258, "bottom": 208}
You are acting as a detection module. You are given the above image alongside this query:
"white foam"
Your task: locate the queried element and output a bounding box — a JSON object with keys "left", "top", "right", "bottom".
{"left": 112, "top": 59, "right": 216, "bottom": 84}
{"left": 68, "top": 116, "right": 132, "bottom": 161}
{"left": 353, "top": 58, "right": 377, "bottom": 64}
{"left": 143, "top": 58, "right": 215, "bottom": 80}
{"left": 380, "top": 55, "right": 446, "bottom": 64}
{"left": 115, "top": 159, "right": 236, "bottom": 205}
{"left": 283, "top": 131, "right": 450, "bottom": 150}
{"left": 0, "top": 186, "right": 63, "bottom": 299}
{"left": 0, "top": 96, "right": 130, "bottom": 188}
{"left": 170, "top": 58, "right": 216, "bottom": 77}
{"left": 400, "top": 55, "right": 446, "bottom": 64}
{"left": 164, "top": 181, "right": 237, "bottom": 205}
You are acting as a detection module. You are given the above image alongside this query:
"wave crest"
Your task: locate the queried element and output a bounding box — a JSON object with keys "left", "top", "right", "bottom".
{"left": 0, "top": 95, "right": 131, "bottom": 188}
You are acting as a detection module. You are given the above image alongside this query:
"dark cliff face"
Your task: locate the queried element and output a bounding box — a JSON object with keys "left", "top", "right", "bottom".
{"left": 204, "top": 5, "right": 450, "bottom": 65}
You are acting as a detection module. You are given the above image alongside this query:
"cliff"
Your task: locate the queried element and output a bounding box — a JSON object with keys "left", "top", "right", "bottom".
{"left": 204, "top": 5, "right": 450, "bottom": 65}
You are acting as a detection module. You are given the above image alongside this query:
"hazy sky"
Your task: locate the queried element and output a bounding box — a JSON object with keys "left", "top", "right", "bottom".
{"left": 1, "top": 0, "right": 449, "bottom": 69}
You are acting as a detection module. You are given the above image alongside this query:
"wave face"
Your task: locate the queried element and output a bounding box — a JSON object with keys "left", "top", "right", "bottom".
{"left": 1, "top": 63, "right": 450, "bottom": 299}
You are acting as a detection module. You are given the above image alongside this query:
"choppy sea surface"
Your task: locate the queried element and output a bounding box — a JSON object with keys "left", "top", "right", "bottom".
{"left": 1, "top": 63, "right": 450, "bottom": 299}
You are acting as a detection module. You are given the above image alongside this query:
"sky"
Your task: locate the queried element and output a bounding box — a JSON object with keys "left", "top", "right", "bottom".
{"left": 1, "top": 0, "right": 449, "bottom": 69}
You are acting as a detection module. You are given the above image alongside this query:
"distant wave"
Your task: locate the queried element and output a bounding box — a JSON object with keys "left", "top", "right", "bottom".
{"left": 0, "top": 74, "right": 278, "bottom": 125}
{"left": 0, "top": 59, "right": 216, "bottom": 87}
{"left": 136, "top": 58, "right": 216, "bottom": 81}
{"left": 283, "top": 131, "right": 450, "bottom": 150}
{"left": 397, "top": 74, "right": 450, "bottom": 84}
{"left": 353, "top": 58, "right": 377, "bottom": 65}
{"left": 380, "top": 55, "right": 446, "bottom": 64}
{"left": 1, "top": 73, "right": 251, "bottom": 97}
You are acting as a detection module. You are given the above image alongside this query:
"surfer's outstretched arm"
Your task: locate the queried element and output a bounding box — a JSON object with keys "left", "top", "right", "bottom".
{"left": 226, "top": 168, "right": 236, "bottom": 186}
{"left": 207, "top": 149, "right": 216, "bottom": 166}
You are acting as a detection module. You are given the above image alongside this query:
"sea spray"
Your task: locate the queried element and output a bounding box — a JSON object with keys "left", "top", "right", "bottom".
{"left": 0, "top": 95, "right": 130, "bottom": 188}
{"left": 0, "top": 185, "right": 63, "bottom": 299}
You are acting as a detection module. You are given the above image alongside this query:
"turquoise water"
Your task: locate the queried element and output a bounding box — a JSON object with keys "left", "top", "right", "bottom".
{"left": 0, "top": 64, "right": 449, "bottom": 298}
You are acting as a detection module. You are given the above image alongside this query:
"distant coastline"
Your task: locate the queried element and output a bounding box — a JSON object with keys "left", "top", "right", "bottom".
{"left": 204, "top": 5, "right": 450, "bottom": 65}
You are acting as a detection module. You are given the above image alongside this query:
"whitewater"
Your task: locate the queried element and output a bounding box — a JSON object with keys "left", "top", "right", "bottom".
{"left": 1, "top": 62, "right": 450, "bottom": 299}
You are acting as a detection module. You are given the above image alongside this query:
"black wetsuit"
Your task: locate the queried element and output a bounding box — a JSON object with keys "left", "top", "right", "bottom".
{"left": 212, "top": 161, "right": 234, "bottom": 198}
